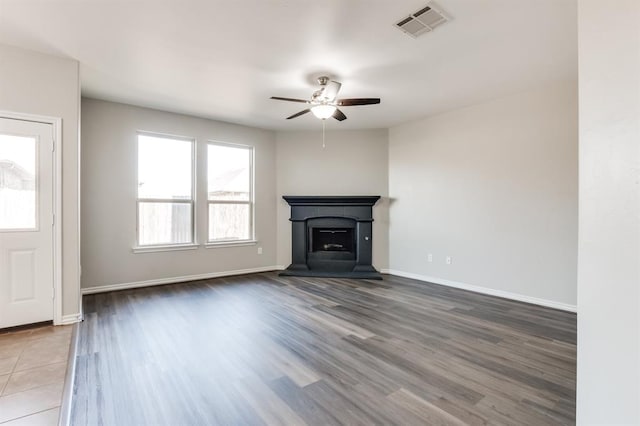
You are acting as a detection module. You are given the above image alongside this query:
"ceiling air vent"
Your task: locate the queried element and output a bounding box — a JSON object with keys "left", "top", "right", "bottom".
{"left": 395, "top": 2, "right": 450, "bottom": 38}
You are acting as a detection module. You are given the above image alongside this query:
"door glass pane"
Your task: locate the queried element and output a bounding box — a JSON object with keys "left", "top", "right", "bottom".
{"left": 0, "top": 134, "right": 36, "bottom": 229}
{"left": 208, "top": 144, "right": 251, "bottom": 201}
{"left": 209, "top": 203, "right": 250, "bottom": 241}
{"left": 138, "top": 202, "right": 192, "bottom": 245}
{"left": 138, "top": 134, "right": 192, "bottom": 200}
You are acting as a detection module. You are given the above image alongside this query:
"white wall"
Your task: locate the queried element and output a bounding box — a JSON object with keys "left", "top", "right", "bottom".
{"left": 0, "top": 44, "right": 81, "bottom": 319}
{"left": 275, "top": 129, "right": 389, "bottom": 270}
{"left": 388, "top": 81, "right": 578, "bottom": 309}
{"left": 81, "top": 99, "right": 277, "bottom": 290}
{"left": 577, "top": 0, "right": 640, "bottom": 423}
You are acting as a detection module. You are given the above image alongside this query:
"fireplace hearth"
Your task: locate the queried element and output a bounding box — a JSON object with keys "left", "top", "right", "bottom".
{"left": 280, "top": 195, "right": 382, "bottom": 279}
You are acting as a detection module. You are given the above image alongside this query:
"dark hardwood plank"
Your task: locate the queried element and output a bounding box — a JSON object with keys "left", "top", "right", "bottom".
{"left": 71, "top": 272, "right": 576, "bottom": 425}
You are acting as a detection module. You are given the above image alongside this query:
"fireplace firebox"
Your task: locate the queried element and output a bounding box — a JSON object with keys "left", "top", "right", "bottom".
{"left": 311, "top": 228, "right": 355, "bottom": 253}
{"left": 281, "top": 195, "right": 382, "bottom": 279}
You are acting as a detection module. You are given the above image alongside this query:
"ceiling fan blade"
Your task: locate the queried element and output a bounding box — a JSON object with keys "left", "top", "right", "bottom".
{"left": 323, "top": 81, "right": 342, "bottom": 101}
{"left": 336, "top": 98, "right": 381, "bottom": 106}
{"left": 286, "top": 109, "right": 311, "bottom": 119}
{"left": 332, "top": 108, "right": 347, "bottom": 121}
{"left": 271, "top": 96, "right": 310, "bottom": 103}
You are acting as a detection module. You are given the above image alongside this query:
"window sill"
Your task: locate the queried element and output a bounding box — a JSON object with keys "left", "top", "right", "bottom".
{"left": 204, "top": 240, "right": 257, "bottom": 249}
{"left": 132, "top": 244, "right": 199, "bottom": 254}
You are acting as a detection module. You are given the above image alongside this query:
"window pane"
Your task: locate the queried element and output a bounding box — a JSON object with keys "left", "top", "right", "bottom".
{"left": 208, "top": 144, "right": 250, "bottom": 201}
{"left": 139, "top": 202, "right": 192, "bottom": 245}
{"left": 138, "top": 134, "right": 192, "bottom": 200}
{"left": 209, "top": 203, "right": 250, "bottom": 241}
{"left": 0, "top": 134, "right": 36, "bottom": 229}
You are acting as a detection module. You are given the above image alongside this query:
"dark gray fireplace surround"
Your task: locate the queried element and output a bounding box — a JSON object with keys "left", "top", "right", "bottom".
{"left": 280, "top": 195, "right": 382, "bottom": 279}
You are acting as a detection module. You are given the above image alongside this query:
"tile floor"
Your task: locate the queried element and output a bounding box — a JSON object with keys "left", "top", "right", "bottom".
{"left": 0, "top": 324, "right": 73, "bottom": 425}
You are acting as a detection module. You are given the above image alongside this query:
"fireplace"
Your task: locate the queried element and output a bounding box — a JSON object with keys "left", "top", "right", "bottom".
{"left": 281, "top": 195, "right": 382, "bottom": 279}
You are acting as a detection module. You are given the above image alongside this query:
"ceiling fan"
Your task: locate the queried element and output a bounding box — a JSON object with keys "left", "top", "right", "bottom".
{"left": 270, "top": 76, "right": 381, "bottom": 121}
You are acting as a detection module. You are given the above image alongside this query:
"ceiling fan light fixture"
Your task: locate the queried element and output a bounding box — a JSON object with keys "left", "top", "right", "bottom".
{"left": 311, "top": 104, "right": 337, "bottom": 119}
{"left": 271, "top": 78, "right": 379, "bottom": 121}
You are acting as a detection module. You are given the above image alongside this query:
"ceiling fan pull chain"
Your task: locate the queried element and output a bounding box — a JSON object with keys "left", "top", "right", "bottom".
{"left": 322, "top": 119, "right": 326, "bottom": 149}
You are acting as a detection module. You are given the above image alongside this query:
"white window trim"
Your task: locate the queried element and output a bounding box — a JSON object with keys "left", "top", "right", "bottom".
{"left": 206, "top": 141, "right": 255, "bottom": 244}
{"left": 204, "top": 240, "right": 258, "bottom": 249}
{"left": 132, "top": 243, "right": 199, "bottom": 253}
{"left": 135, "top": 131, "right": 196, "bottom": 249}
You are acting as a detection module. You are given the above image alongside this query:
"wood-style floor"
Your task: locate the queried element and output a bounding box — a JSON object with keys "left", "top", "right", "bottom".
{"left": 71, "top": 272, "right": 576, "bottom": 425}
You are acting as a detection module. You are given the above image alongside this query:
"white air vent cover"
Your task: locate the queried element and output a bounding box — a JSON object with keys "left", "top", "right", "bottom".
{"left": 396, "top": 2, "right": 450, "bottom": 38}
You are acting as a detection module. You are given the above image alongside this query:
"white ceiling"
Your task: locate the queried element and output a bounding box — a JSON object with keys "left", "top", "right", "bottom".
{"left": 0, "top": 0, "right": 577, "bottom": 130}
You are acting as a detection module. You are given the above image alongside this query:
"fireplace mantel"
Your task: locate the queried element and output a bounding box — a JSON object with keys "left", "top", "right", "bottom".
{"left": 282, "top": 195, "right": 381, "bottom": 206}
{"left": 280, "top": 195, "right": 382, "bottom": 279}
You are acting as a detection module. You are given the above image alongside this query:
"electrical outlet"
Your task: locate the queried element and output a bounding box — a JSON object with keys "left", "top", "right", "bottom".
{"left": 257, "top": 247, "right": 263, "bottom": 255}
{"left": 446, "top": 256, "right": 452, "bottom": 265}
{"left": 428, "top": 253, "right": 433, "bottom": 262}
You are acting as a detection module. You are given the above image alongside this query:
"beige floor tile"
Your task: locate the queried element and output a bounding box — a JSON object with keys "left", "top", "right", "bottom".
{"left": 0, "top": 356, "right": 18, "bottom": 375}
{"left": 0, "top": 407, "right": 59, "bottom": 426}
{"left": 0, "top": 383, "right": 62, "bottom": 423}
{"left": 0, "top": 374, "right": 9, "bottom": 393}
{"left": 0, "top": 340, "right": 27, "bottom": 360}
{"left": 0, "top": 331, "right": 35, "bottom": 347}
{"left": 0, "top": 328, "right": 33, "bottom": 339}
{"left": 2, "top": 362, "right": 67, "bottom": 396}
{"left": 27, "top": 325, "right": 72, "bottom": 341}
{"left": 20, "top": 334, "right": 71, "bottom": 353}
{"left": 13, "top": 342, "right": 69, "bottom": 373}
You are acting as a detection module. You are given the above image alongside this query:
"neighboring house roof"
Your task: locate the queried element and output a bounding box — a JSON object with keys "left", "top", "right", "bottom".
{"left": 0, "top": 160, "right": 35, "bottom": 191}
{"left": 208, "top": 168, "right": 248, "bottom": 197}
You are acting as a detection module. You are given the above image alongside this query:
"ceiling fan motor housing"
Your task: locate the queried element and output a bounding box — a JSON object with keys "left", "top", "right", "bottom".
{"left": 317, "top": 76, "right": 330, "bottom": 86}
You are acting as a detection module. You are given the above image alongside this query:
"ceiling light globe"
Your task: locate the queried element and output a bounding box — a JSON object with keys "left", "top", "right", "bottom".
{"left": 311, "top": 105, "right": 337, "bottom": 120}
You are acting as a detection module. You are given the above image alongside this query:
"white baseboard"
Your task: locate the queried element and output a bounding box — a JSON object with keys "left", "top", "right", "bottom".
{"left": 81, "top": 266, "right": 280, "bottom": 295}
{"left": 381, "top": 269, "right": 577, "bottom": 313}
{"left": 58, "top": 313, "right": 82, "bottom": 325}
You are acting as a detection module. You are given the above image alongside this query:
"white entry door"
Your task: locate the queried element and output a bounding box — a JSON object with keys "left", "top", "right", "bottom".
{"left": 0, "top": 117, "right": 54, "bottom": 328}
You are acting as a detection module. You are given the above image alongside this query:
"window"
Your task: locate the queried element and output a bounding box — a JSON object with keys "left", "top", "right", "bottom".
{"left": 0, "top": 134, "right": 37, "bottom": 230}
{"left": 207, "top": 142, "right": 253, "bottom": 242}
{"left": 137, "top": 133, "right": 194, "bottom": 246}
